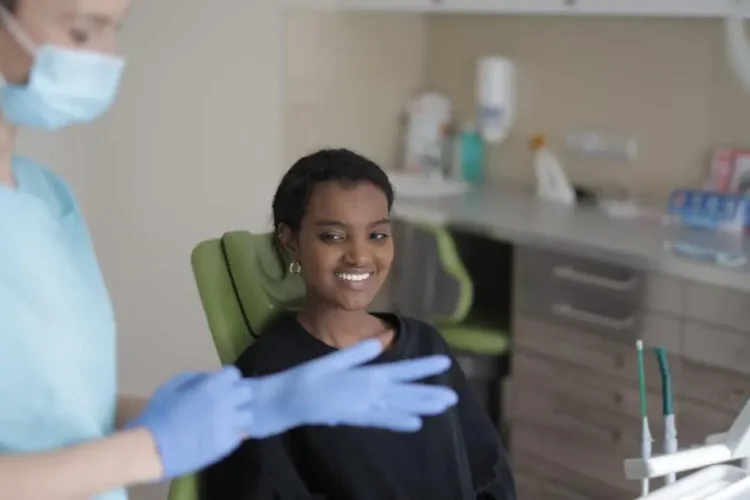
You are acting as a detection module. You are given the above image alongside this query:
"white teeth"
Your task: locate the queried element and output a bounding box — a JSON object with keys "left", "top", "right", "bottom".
{"left": 336, "top": 272, "right": 371, "bottom": 282}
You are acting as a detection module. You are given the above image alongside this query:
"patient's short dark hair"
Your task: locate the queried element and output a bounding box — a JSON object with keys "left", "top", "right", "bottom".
{"left": 272, "top": 148, "right": 394, "bottom": 235}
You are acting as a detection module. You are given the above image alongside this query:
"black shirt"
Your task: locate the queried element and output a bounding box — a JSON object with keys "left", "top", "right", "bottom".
{"left": 202, "top": 313, "right": 516, "bottom": 500}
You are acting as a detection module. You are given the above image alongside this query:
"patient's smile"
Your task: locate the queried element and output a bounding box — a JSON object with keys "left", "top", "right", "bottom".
{"left": 335, "top": 271, "right": 372, "bottom": 290}
{"left": 335, "top": 272, "right": 371, "bottom": 282}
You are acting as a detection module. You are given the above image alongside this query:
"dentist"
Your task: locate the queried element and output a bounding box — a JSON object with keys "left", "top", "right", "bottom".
{"left": 0, "top": 1, "right": 459, "bottom": 499}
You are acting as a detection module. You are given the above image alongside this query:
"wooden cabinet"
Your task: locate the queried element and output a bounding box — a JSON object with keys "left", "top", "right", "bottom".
{"left": 389, "top": 217, "right": 750, "bottom": 498}
{"left": 507, "top": 243, "right": 746, "bottom": 498}
{"left": 341, "top": 0, "right": 735, "bottom": 17}
{"left": 283, "top": 0, "right": 342, "bottom": 8}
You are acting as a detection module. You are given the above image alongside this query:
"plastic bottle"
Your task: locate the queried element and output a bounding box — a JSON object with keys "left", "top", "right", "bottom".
{"left": 531, "top": 134, "right": 575, "bottom": 205}
{"left": 458, "top": 122, "right": 485, "bottom": 184}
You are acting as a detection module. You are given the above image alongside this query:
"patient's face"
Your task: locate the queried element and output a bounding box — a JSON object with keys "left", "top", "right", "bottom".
{"left": 295, "top": 181, "right": 393, "bottom": 312}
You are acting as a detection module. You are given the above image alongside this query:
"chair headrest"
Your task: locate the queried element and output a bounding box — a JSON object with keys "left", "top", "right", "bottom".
{"left": 221, "top": 231, "right": 305, "bottom": 335}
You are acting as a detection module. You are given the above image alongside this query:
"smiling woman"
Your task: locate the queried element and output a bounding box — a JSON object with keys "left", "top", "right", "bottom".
{"left": 202, "top": 148, "right": 518, "bottom": 500}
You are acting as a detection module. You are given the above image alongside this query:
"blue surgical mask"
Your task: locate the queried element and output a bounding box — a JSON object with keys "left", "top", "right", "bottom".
{"left": 0, "top": 8, "right": 125, "bottom": 131}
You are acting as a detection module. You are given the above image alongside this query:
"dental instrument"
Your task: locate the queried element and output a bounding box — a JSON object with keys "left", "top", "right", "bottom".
{"left": 654, "top": 347, "right": 678, "bottom": 486}
{"left": 624, "top": 397, "right": 750, "bottom": 499}
{"left": 637, "top": 340, "right": 654, "bottom": 497}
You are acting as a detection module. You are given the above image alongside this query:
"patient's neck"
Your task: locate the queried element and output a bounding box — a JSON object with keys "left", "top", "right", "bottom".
{"left": 297, "top": 302, "right": 389, "bottom": 350}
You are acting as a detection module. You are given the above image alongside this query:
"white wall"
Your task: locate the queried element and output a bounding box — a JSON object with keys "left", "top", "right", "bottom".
{"left": 283, "top": 11, "right": 426, "bottom": 167}
{"left": 85, "top": 1, "right": 284, "bottom": 498}
{"left": 89, "top": 0, "right": 284, "bottom": 391}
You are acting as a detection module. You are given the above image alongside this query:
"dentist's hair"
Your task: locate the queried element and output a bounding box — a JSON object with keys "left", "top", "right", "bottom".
{"left": 272, "top": 148, "right": 394, "bottom": 236}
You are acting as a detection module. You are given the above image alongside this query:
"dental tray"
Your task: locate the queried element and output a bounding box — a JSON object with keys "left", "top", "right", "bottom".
{"left": 640, "top": 465, "right": 750, "bottom": 500}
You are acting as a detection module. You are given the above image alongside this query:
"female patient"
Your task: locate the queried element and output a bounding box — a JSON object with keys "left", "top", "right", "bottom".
{"left": 202, "top": 149, "right": 516, "bottom": 500}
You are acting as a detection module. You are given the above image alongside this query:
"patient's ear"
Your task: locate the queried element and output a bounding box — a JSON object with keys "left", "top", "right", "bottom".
{"left": 277, "top": 224, "right": 298, "bottom": 258}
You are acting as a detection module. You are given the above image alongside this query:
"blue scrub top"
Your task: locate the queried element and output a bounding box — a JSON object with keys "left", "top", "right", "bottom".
{"left": 0, "top": 157, "right": 127, "bottom": 500}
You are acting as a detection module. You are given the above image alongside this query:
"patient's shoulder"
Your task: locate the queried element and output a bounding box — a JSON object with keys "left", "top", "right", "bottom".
{"left": 234, "top": 312, "right": 305, "bottom": 376}
{"left": 397, "top": 315, "right": 452, "bottom": 356}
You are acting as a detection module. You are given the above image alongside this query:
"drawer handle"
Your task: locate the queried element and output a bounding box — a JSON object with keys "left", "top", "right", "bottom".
{"left": 553, "top": 265, "right": 638, "bottom": 291}
{"left": 552, "top": 303, "right": 635, "bottom": 331}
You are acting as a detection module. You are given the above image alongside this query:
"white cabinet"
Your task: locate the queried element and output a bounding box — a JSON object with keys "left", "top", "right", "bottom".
{"left": 284, "top": 0, "right": 342, "bottom": 9}
{"left": 342, "top": 0, "right": 736, "bottom": 18}
{"left": 341, "top": 0, "right": 433, "bottom": 11}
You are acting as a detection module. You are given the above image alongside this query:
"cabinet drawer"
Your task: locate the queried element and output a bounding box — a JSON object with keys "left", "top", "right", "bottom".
{"left": 684, "top": 321, "right": 750, "bottom": 376}
{"left": 511, "top": 422, "right": 638, "bottom": 496}
{"left": 682, "top": 359, "right": 750, "bottom": 414}
{"left": 507, "top": 381, "right": 648, "bottom": 451}
{"left": 645, "top": 272, "right": 685, "bottom": 316}
{"left": 511, "top": 350, "right": 679, "bottom": 421}
{"left": 516, "top": 245, "right": 643, "bottom": 302}
{"left": 517, "top": 284, "right": 643, "bottom": 342}
{"left": 514, "top": 316, "right": 682, "bottom": 390}
{"left": 685, "top": 281, "right": 750, "bottom": 333}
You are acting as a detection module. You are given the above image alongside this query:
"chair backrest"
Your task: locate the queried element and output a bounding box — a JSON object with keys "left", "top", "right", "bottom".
{"left": 190, "top": 230, "right": 305, "bottom": 365}
{"left": 169, "top": 231, "right": 303, "bottom": 500}
{"left": 391, "top": 220, "right": 473, "bottom": 324}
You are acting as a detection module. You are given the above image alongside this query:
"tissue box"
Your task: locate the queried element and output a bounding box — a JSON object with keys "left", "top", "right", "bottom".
{"left": 667, "top": 189, "right": 750, "bottom": 233}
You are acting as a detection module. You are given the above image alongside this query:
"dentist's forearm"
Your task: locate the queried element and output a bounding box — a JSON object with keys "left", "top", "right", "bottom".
{"left": 116, "top": 394, "right": 148, "bottom": 429}
{"left": 0, "top": 428, "right": 163, "bottom": 500}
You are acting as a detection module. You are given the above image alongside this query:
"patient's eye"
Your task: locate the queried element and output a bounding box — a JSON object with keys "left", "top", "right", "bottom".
{"left": 319, "top": 232, "right": 345, "bottom": 243}
{"left": 370, "top": 232, "right": 390, "bottom": 241}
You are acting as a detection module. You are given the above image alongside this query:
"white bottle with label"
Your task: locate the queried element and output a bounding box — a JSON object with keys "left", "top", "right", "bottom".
{"left": 531, "top": 135, "right": 575, "bottom": 205}
{"left": 402, "top": 92, "right": 452, "bottom": 180}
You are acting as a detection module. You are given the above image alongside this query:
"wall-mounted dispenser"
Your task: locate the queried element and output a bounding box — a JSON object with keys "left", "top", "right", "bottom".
{"left": 476, "top": 56, "right": 516, "bottom": 144}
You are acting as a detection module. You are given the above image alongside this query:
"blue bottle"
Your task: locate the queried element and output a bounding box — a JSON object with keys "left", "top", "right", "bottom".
{"left": 459, "top": 123, "right": 484, "bottom": 183}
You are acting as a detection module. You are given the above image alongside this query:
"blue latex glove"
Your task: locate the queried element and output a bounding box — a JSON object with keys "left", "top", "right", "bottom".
{"left": 125, "top": 366, "right": 251, "bottom": 479}
{"left": 127, "top": 339, "right": 457, "bottom": 479}
{"left": 244, "top": 338, "right": 458, "bottom": 439}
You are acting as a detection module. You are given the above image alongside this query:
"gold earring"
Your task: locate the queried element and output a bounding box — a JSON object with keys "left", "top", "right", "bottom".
{"left": 289, "top": 261, "right": 302, "bottom": 275}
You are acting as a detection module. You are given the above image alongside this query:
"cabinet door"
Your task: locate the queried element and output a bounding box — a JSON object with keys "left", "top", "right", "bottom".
{"left": 341, "top": 0, "right": 434, "bottom": 11}
{"left": 344, "top": 0, "right": 733, "bottom": 17}
{"left": 569, "top": 0, "right": 729, "bottom": 17}
{"left": 283, "top": 0, "right": 342, "bottom": 8}
{"left": 435, "top": 0, "right": 575, "bottom": 15}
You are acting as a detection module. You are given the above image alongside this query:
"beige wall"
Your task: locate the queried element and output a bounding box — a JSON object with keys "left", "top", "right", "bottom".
{"left": 283, "top": 11, "right": 427, "bottom": 169}
{"left": 87, "top": 1, "right": 284, "bottom": 498}
{"left": 425, "top": 15, "right": 750, "bottom": 199}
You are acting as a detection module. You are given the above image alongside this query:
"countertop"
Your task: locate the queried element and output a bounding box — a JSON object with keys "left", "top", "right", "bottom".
{"left": 392, "top": 184, "right": 750, "bottom": 293}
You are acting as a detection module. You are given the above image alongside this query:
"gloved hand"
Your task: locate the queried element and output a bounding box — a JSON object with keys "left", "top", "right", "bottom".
{"left": 244, "top": 339, "right": 459, "bottom": 439}
{"left": 126, "top": 340, "right": 458, "bottom": 479}
{"left": 125, "top": 366, "right": 254, "bottom": 480}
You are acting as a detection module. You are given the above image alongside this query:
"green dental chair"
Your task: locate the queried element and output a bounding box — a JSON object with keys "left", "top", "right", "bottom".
{"left": 171, "top": 224, "right": 510, "bottom": 500}
{"left": 390, "top": 221, "right": 511, "bottom": 425}
{"left": 167, "top": 231, "right": 304, "bottom": 500}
